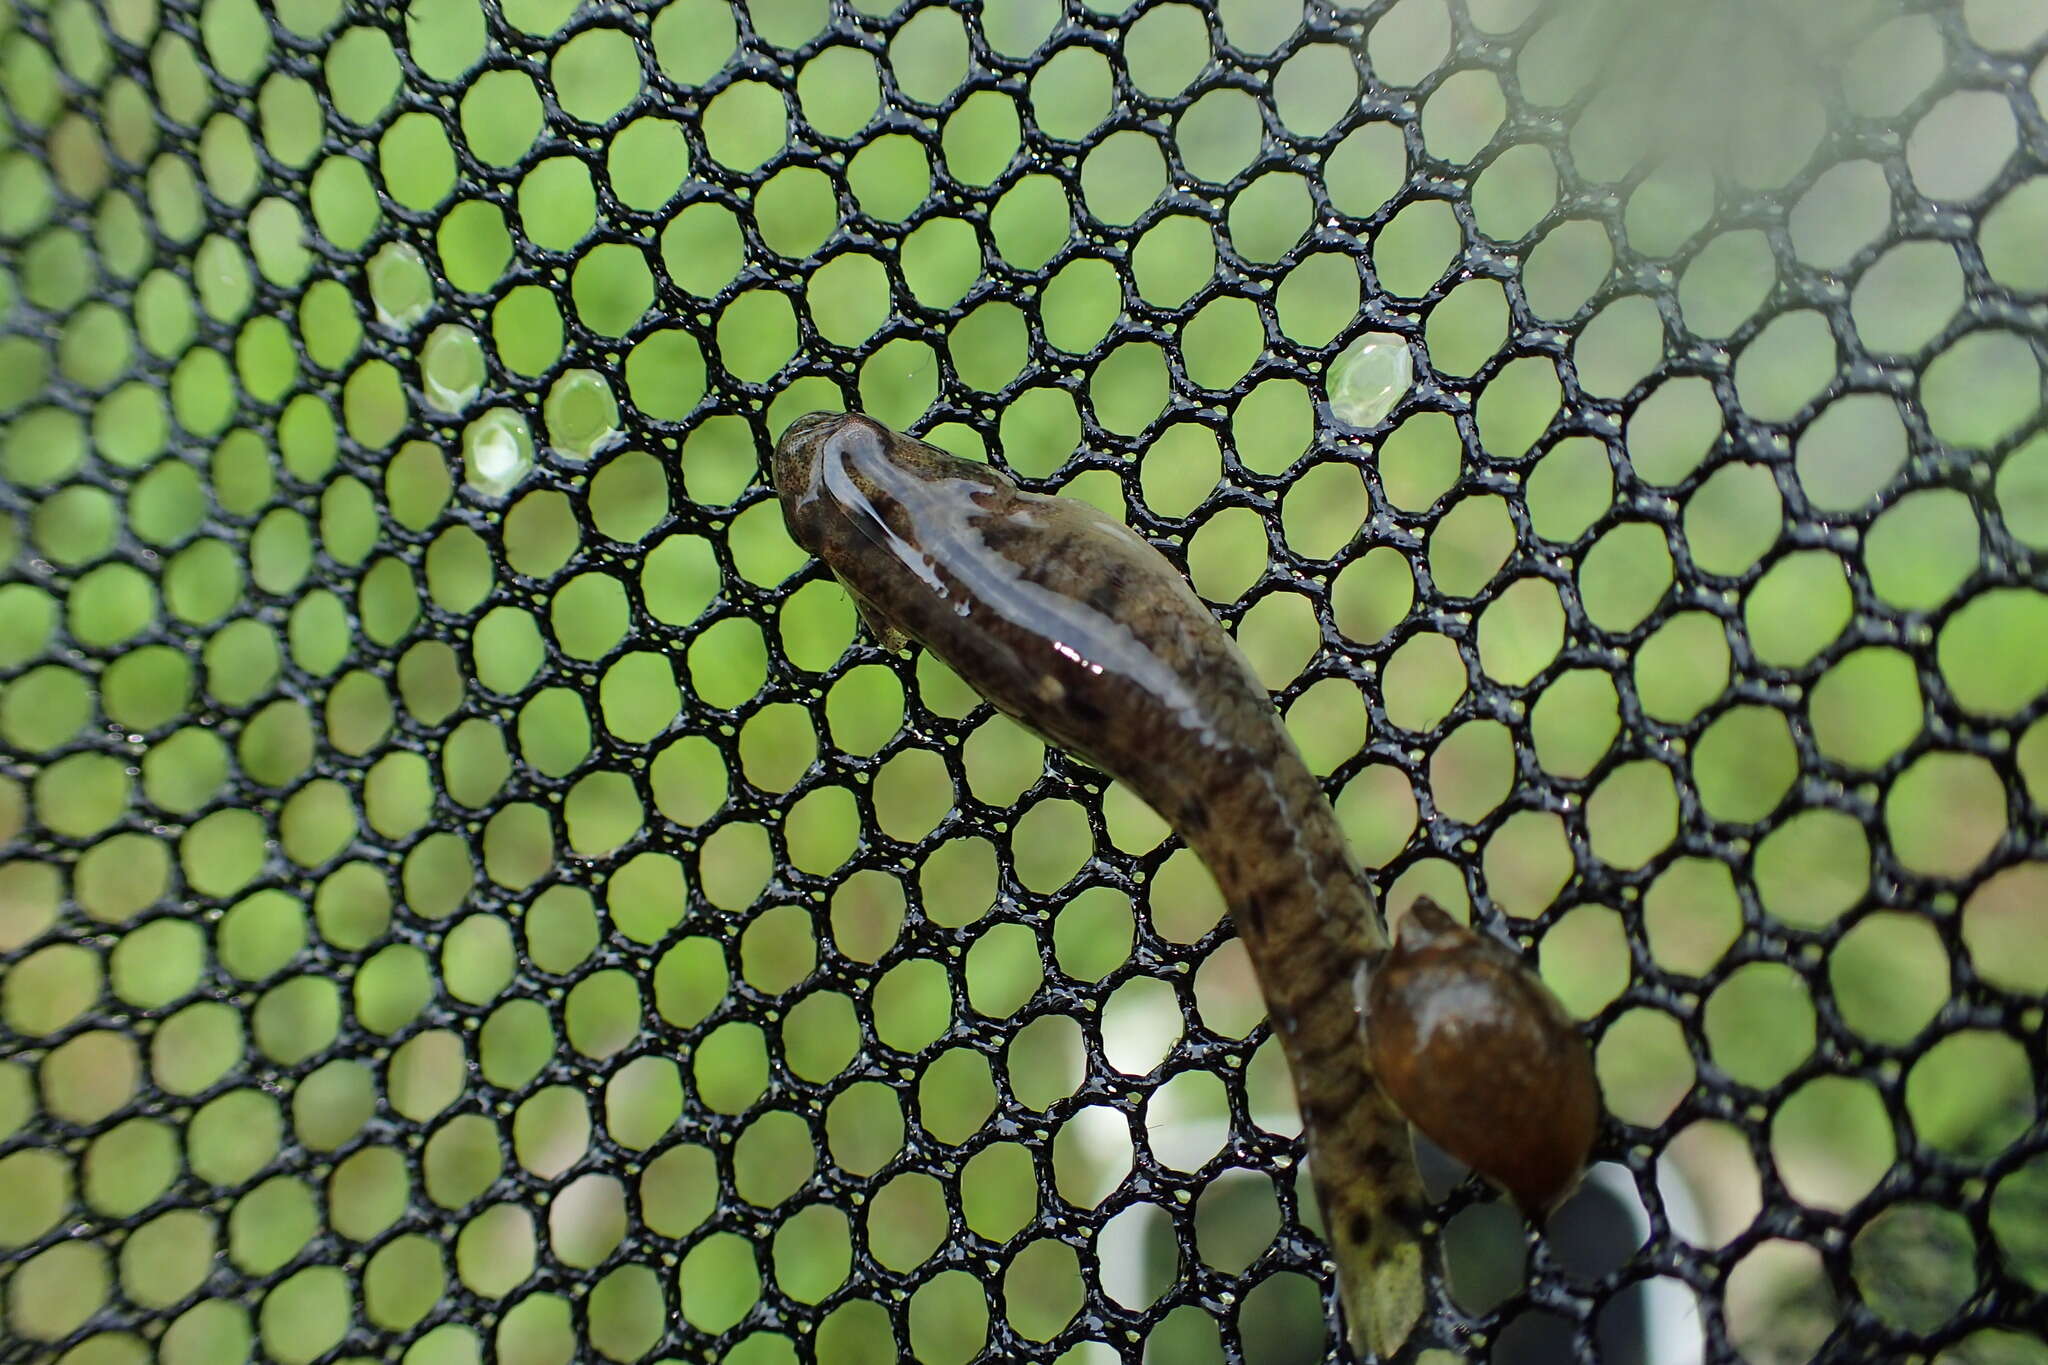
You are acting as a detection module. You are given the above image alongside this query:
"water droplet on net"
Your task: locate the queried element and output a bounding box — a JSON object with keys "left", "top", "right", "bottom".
{"left": 464, "top": 407, "right": 536, "bottom": 497}
{"left": 1326, "top": 331, "right": 1414, "bottom": 430}
{"left": 543, "top": 368, "right": 625, "bottom": 463}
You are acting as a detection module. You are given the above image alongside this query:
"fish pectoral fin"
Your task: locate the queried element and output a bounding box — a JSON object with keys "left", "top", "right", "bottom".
{"left": 840, "top": 578, "right": 911, "bottom": 653}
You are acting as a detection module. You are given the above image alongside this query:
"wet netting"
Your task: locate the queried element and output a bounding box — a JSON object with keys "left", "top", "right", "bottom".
{"left": 4, "top": 0, "right": 2048, "bottom": 1361}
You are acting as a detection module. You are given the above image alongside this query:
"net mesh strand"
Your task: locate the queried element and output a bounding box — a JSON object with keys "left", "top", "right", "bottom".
{"left": 2, "top": 0, "right": 2047, "bottom": 1362}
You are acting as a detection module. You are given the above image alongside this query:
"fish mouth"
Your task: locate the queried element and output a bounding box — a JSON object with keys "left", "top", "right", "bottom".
{"left": 771, "top": 410, "right": 852, "bottom": 501}
{"left": 779, "top": 410, "right": 848, "bottom": 446}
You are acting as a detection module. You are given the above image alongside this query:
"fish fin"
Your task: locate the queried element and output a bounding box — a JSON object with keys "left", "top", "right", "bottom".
{"left": 1305, "top": 1072, "right": 1428, "bottom": 1360}
{"left": 1324, "top": 1162, "right": 1426, "bottom": 1360}
{"left": 841, "top": 579, "right": 911, "bottom": 653}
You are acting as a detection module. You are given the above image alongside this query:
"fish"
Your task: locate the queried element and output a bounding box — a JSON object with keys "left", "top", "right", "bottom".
{"left": 771, "top": 410, "right": 1599, "bottom": 1357}
{"left": 1366, "top": 898, "right": 1601, "bottom": 1222}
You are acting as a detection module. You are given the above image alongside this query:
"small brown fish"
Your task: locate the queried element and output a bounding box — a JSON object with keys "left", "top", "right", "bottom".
{"left": 772, "top": 411, "right": 1598, "bottom": 1355}
{"left": 1367, "top": 898, "right": 1600, "bottom": 1219}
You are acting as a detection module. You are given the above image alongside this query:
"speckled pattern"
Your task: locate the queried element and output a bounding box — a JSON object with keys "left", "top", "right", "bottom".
{"left": 778, "top": 410, "right": 1439, "bottom": 1354}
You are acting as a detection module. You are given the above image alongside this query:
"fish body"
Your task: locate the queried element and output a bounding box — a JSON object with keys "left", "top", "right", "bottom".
{"left": 773, "top": 411, "right": 1429, "bottom": 1355}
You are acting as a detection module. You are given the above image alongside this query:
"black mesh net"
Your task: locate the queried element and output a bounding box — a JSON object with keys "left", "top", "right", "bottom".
{"left": 5, "top": 0, "right": 2048, "bottom": 1361}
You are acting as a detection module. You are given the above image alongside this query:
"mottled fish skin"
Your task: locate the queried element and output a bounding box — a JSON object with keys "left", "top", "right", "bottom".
{"left": 773, "top": 411, "right": 1428, "bottom": 1358}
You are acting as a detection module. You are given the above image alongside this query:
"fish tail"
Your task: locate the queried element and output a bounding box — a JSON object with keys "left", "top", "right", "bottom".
{"left": 1303, "top": 1085, "right": 1428, "bottom": 1360}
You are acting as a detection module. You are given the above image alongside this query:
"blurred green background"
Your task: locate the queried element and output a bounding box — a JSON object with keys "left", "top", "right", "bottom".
{"left": 5, "top": 0, "right": 2048, "bottom": 1361}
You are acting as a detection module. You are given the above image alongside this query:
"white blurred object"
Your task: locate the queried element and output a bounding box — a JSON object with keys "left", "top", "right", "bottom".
{"left": 464, "top": 408, "right": 535, "bottom": 497}
{"left": 1601, "top": 1159, "right": 1706, "bottom": 1365}
{"left": 1328, "top": 331, "right": 1414, "bottom": 429}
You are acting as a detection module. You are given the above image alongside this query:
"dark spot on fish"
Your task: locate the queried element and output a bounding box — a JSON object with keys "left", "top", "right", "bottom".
{"left": 1065, "top": 692, "right": 1106, "bottom": 728}
{"left": 1239, "top": 891, "right": 1267, "bottom": 936}
{"left": 975, "top": 512, "right": 1034, "bottom": 556}
{"left": 1086, "top": 579, "right": 1124, "bottom": 619}
{"left": 1361, "top": 1140, "right": 1403, "bottom": 1181}
{"left": 1295, "top": 1031, "right": 1356, "bottom": 1073}
{"left": 1347, "top": 1210, "right": 1374, "bottom": 1245}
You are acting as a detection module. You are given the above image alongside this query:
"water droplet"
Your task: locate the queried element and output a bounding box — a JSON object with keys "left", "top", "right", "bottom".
{"left": 542, "top": 368, "right": 624, "bottom": 463}
{"left": 463, "top": 408, "right": 535, "bottom": 496}
{"left": 367, "top": 241, "right": 434, "bottom": 331}
{"left": 420, "top": 324, "right": 485, "bottom": 414}
{"left": 1327, "top": 331, "right": 1414, "bottom": 430}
